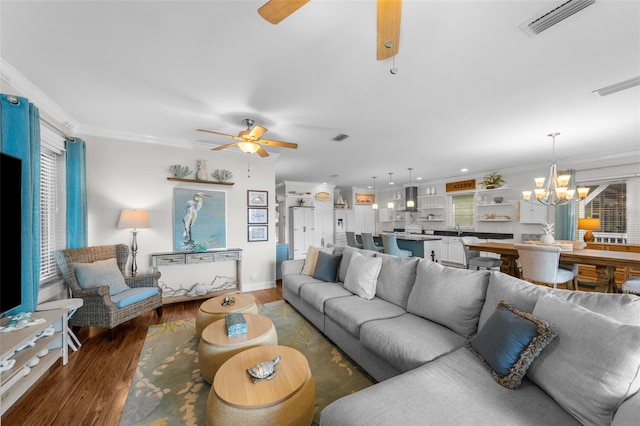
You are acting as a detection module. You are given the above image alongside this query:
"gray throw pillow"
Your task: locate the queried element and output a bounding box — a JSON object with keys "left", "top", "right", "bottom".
{"left": 343, "top": 252, "right": 382, "bottom": 300}
{"left": 528, "top": 295, "right": 640, "bottom": 426}
{"left": 467, "top": 300, "right": 557, "bottom": 389}
{"left": 313, "top": 251, "right": 342, "bottom": 282}
{"left": 74, "top": 258, "right": 129, "bottom": 295}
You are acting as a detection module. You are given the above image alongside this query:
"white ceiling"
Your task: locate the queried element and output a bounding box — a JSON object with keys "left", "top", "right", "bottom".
{"left": 1, "top": 0, "right": 639, "bottom": 190}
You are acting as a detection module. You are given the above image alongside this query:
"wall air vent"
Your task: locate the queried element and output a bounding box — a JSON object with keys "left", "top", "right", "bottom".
{"left": 520, "top": 0, "right": 595, "bottom": 37}
{"left": 332, "top": 134, "right": 349, "bottom": 142}
{"left": 592, "top": 76, "right": 640, "bottom": 97}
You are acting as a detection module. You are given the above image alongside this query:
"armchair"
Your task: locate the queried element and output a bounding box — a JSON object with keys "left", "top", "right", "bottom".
{"left": 54, "top": 244, "right": 162, "bottom": 334}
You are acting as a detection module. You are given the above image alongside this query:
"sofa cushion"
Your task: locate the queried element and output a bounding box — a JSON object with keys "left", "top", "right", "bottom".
{"left": 344, "top": 252, "right": 382, "bottom": 300}
{"left": 407, "top": 261, "right": 490, "bottom": 338}
{"left": 360, "top": 313, "right": 467, "bottom": 373}
{"left": 374, "top": 254, "right": 420, "bottom": 309}
{"left": 528, "top": 295, "right": 640, "bottom": 426}
{"left": 283, "top": 274, "right": 326, "bottom": 298}
{"left": 324, "top": 295, "right": 406, "bottom": 338}
{"left": 480, "top": 272, "right": 640, "bottom": 331}
{"left": 301, "top": 245, "right": 334, "bottom": 276}
{"left": 300, "top": 282, "right": 353, "bottom": 313}
{"left": 320, "top": 347, "right": 581, "bottom": 426}
{"left": 338, "top": 246, "right": 377, "bottom": 283}
{"left": 110, "top": 287, "right": 159, "bottom": 308}
{"left": 74, "top": 258, "right": 129, "bottom": 296}
{"left": 467, "top": 300, "right": 557, "bottom": 389}
{"left": 313, "top": 251, "right": 342, "bottom": 282}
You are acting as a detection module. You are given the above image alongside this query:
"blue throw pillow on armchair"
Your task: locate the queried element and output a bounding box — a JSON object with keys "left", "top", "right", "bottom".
{"left": 466, "top": 300, "right": 557, "bottom": 389}
{"left": 313, "top": 251, "right": 342, "bottom": 282}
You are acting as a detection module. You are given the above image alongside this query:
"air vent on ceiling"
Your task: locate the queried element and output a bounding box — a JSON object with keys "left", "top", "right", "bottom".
{"left": 332, "top": 134, "right": 349, "bottom": 142}
{"left": 592, "top": 76, "right": 640, "bottom": 97}
{"left": 520, "top": 0, "right": 595, "bottom": 37}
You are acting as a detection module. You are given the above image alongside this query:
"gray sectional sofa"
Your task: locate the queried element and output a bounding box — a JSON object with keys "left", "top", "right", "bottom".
{"left": 281, "top": 245, "right": 640, "bottom": 426}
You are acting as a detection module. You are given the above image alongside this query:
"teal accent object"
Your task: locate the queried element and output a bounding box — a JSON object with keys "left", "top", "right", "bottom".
{"left": 66, "top": 137, "right": 88, "bottom": 248}
{"left": 225, "top": 313, "right": 247, "bottom": 336}
{"left": 1, "top": 94, "right": 41, "bottom": 314}
{"left": 111, "top": 287, "right": 159, "bottom": 308}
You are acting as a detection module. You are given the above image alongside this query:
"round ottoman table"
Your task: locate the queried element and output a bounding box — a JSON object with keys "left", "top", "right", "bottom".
{"left": 207, "top": 345, "right": 315, "bottom": 426}
{"left": 199, "top": 314, "right": 278, "bottom": 384}
{"left": 195, "top": 293, "right": 258, "bottom": 338}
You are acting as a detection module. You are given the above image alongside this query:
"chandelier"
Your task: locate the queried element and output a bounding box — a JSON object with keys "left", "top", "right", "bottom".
{"left": 522, "top": 133, "right": 590, "bottom": 206}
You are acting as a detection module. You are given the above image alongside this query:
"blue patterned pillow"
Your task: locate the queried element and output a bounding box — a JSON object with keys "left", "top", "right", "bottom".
{"left": 313, "top": 251, "right": 342, "bottom": 282}
{"left": 467, "top": 300, "right": 557, "bottom": 389}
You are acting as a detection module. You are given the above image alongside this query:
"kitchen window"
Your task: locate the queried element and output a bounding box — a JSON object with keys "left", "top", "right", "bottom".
{"left": 450, "top": 193, "right": 475, "bottom": 228}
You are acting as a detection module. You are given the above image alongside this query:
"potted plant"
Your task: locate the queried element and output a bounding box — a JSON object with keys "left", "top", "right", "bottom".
{"left": 481, "top": 171, "right": 505, "bottom": 189}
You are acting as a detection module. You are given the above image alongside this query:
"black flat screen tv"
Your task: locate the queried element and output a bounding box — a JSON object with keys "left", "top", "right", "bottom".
{"left": 0, "top": 152, "right": 23, "bottom": 317}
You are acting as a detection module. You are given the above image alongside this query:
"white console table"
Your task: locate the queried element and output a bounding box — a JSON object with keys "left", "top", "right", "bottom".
{"left": 151, "top": 249, "right": 243, "bottom": 304}
{"left": 0, "top": 309, "right": 67, "bottom": 415}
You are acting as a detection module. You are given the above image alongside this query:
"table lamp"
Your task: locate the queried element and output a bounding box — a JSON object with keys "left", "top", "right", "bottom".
{"left": 578, "top": 218, "right": 600, "bottom": 243}
{"left": 118, "top": 209, "right": 150, "bottom": 276}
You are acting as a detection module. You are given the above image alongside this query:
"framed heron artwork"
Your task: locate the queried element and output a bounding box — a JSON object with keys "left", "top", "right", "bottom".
{"left": 173, "top": 188, "right": 227, "bottom": 251}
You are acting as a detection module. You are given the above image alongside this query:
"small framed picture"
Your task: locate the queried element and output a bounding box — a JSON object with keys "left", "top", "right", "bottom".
{"left": 248, "top": 208, "right": 268, "bottom": 224}
{"left": 248, "top": 190, "right": 268, "bottom": 207}
{"left": 248, "top": 225, "right": 268, "bottom": 242}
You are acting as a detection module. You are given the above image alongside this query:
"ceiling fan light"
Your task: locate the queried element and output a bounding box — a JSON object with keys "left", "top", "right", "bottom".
{"left": 238, "top": 141, "right": 259, "bottom": 154}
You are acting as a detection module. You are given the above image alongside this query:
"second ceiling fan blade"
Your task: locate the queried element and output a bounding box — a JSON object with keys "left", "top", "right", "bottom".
{"left": 196, "top": 129, "right": 236, "bottom": 139}
{"left": 258, "top": 139, "right": 299, "bottom": 149}
{"left": 256, "top": 146, "right": 270, "bottom": 157}
{"left": 258, "top": 0, "right": 310, "bottom": 25}
{"left": 377, "top": 0, "right": 402, "bottom": 61}
{"left": 248, "top": 125, "right": 268, "bottom": 141}
{"left": 212, "top": 142, "right": 239, "bottom": 151}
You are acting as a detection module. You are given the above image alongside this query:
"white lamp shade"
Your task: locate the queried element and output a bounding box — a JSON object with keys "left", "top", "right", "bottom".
{"left": 118, "top": 209, "right": 150, "bottom": 229}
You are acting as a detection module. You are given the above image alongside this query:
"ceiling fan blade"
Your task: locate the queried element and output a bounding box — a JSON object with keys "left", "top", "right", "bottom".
{"left": 258, "top": 139, "right": 298, "bottom": 149}
{"left": 248, "top": 125, "right": 268, "bottom": 141}
{"left": 377, "top": 0, "right": 402, "bottom": 61}
{"left": 258, "top": 0, "right": 310, "bottom": 25}
{"left": 211, "top": 142, "right": 240, "bottom": 151}
{"left": 196, "top": 128, "right": 236, "bottom": 139}
{"left": 256, "top": 146, "right": 270, "bottom": 157}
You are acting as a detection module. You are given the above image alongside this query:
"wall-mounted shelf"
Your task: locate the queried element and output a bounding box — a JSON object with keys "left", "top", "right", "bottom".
{"left": 167, "top": 177, "right": 234, "bottom": 186}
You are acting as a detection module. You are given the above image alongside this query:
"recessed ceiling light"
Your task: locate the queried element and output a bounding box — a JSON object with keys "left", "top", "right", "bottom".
{"left": 461, "top": 168, "right": 469, "bottom": 172}
{"left": 416, "top": 177, "right": 423, "bottom": 180}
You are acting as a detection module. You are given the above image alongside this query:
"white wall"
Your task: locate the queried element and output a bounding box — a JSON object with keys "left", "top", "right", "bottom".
{"left": 83, "top": 135, "right": 277, "bottom": 292}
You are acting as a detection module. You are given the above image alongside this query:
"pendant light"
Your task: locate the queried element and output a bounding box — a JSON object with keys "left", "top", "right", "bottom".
{"left": 371, "top": 176, "right": 379, "bottom": 210}
{"left": 406, "top": 168, "right": 415, "bottom": 209}
{"left": 387, "top": 172, "right": 394, "bottom": 209}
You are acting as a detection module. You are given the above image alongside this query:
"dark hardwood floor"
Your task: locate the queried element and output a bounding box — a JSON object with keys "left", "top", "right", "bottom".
{"left": 1, "top": 282, "right": 283, "bottom": 426}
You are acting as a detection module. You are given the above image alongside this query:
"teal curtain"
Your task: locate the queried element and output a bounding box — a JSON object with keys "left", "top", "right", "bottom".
{"left": 555, "top": 169, "right": 576, "bottom": 241}
{"left": 0, "top": 94, "right": 41, "bottom": 314}
{"left": 66, "top": 137, "right": 87, "bottom": 248}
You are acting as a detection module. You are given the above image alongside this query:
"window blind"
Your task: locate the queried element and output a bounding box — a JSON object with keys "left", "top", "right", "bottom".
{"left": 451, "top": 193, "right": 475, "bottom": 228}
{"left": 40, "top": 146, "right": 66, "bottom": 282}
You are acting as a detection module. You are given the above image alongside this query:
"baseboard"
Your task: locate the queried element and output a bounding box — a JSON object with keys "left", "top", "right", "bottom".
{"left": 242, "top": 280, "right": 276, "bottom": 292}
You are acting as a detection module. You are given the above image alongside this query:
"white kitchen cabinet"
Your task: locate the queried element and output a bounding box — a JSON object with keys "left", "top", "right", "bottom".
{"left": 518, "top": 201, "right": 548, "bottom": 224}
{"left": 378, "top": 207, "right": 392, "bottom": 223}
{"left": 439, "top": 236, "right": 465, "bottom": 266}
{"left": 289, "top": 207, "right": 316, "bottom": 259}
{"left": 354, "top": 204, "right": 375, "bottom": 234}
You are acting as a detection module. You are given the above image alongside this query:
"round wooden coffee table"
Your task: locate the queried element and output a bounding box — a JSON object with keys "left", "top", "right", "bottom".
{"left": 198, "top": 314, "right": 278, "bottom": 384}
{"left": 206, "top": 344, "right": 315, "bottom": 426}
{"left": 195, "top": 293, "right": 258, "bottom": 337}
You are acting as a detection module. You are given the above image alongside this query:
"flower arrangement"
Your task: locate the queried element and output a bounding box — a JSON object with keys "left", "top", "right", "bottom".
{"left": 481, "top": 171, "right": 505, "bottom": 189}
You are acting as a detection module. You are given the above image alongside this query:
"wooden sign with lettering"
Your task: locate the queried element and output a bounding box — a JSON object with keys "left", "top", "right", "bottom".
{"left": 446, "top": 179, "right": 476, "bottom": 192}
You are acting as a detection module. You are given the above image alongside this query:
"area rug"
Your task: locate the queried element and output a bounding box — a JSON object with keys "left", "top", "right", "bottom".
{"left": 120, "top": 301, "right": 375, "bottom": 426}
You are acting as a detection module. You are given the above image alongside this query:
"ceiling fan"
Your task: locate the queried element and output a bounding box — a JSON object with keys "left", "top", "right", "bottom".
{"left": 258, "top": 0, "right": 402, "bottom": 61}
{"left": 197, "top": 118, "right": 298, "bottom": 157}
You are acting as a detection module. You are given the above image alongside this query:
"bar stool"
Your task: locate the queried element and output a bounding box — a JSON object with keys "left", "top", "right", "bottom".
{"left": 37, "top": 298, "right": 84, "bottom": 351}
{"left": 381, "top": 234, "right": 412, "bottom": 257}
{"left": 346, "top": 231, "right": 363, "bottom": 249}
{"left": 362, "top": 233, "right": 383, "bottom": 252}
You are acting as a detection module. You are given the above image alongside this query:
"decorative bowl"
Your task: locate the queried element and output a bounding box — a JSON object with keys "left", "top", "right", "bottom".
{"left": 493, "top": 197, "right": 503, "bottom": 204}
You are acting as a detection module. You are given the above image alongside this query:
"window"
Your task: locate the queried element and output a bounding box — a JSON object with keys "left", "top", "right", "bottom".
{"left": 579, "top": 180, "right": 635, "bottom": 244}
{"left": 40, "top": 127, "right": 66, "bottom": 283}
{"left": 451, "top": 193, "right": 475, "bottom": 228}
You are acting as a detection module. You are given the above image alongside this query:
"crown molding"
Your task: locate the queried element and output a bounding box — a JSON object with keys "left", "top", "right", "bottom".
{"left": 1, "top": 58, "right": 78, "bottom": 134}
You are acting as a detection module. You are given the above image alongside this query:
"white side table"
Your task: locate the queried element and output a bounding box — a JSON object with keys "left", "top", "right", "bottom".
{"left": 37, "top": 298, "right": 84, "bottom": 351}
